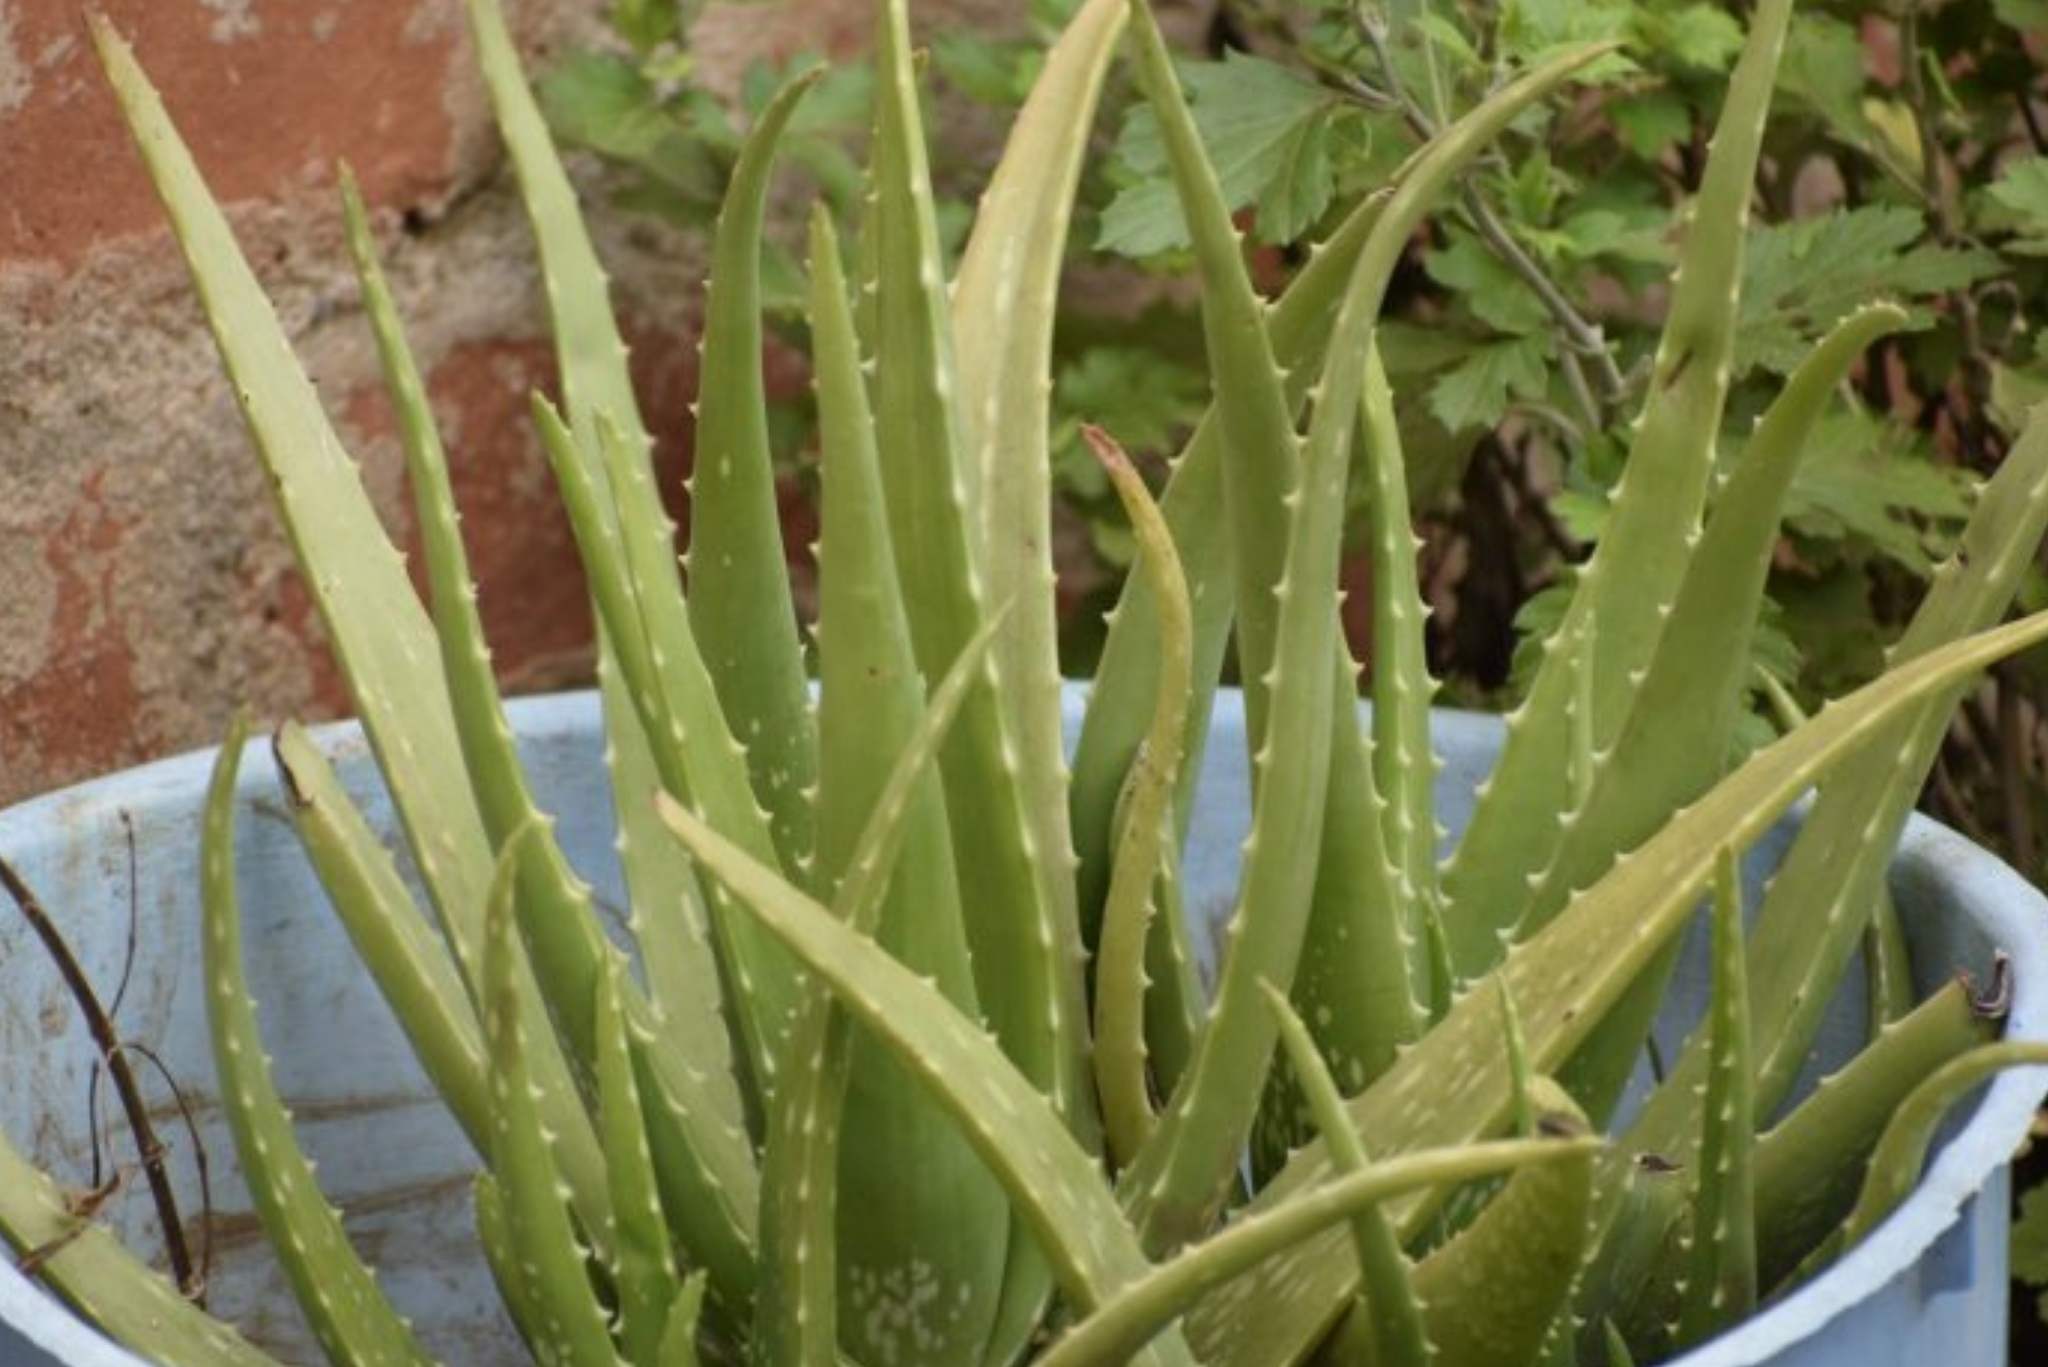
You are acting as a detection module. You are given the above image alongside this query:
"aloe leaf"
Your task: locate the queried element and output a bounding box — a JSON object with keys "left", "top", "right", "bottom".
{"left": 533, "top": 398, "right": 792, "bottom": 1101}
{"left": 473, "top": 1173, "right": 546, "bottom": 1361}
{"left": 652, "top": 793, "right": 1196, "bottom": 1367}
{"left": 340, "top": 175, "right": 731, "bottom": 1260}
{"left": 1837, "top": 1041, "right": 2048, "bottom": 1249}
{"left": 462, "top": 0, "right": 758, "bottom": 1159}
{"left": 757, "top": 597, "right": 1011, "bottom": 1365}
{"left": 953, "top": 0, "right": 1130, "bottom": 1020}
{"left": 1358, "top": 339, "right": 1442, "bottom": 919}
{"left": 271, "top": 723, "right": 493, "bottom": 1162}
{"left": 0, "top": 1129, "right": 282, "bottom": 1367}
{"left": 1602, "top": 1320, "right": 1637, "bottom": 1367}
{"left": 481, "top": 832, "right": 622, "bottom": 1367}
{"left": 1187, "top": 609, "right": 2048, "bottom": 1367}
{"left": 1676, "top": 848, "right": 1756, "bottom": 1347}
{"left": 1439, "top": 0, "right": 1798, "bottom": 978}
{"left": 774, "top": 204, "right": 1009, "bottom": 1367}
{"left": 1123, "top": 40, "right": 1616, "bottom": 1255}
{"left": 342, "top": 163, "right": 743, "bottom": 1144}
{"left": 1524, "top": 306, "right": 1910, "bottom": 936}
{"left": 90, "top": 15, "right": 497, "bottom": 983}
{"left": 869, "top": 0, "right": 1096, "bottom": 1167}
{"left": 1070, "top": 190, "right": 1387, "bottom": 936}
{"left": 1522, "top": 305, "right": 1907, "bottom": 1121}
{"left": 353, "top": 205, "right": 757, "bottom": 1284}
{"left": 595, "top": 959, "right": 680, "bottom": 1366}
{"left": 657, "top": 1273, "right": 708, "bottom": 1367}
{"left": 1119, "top": 6, "right": 1419, "bottom": 1101}
{"left": 1122, "top": 0, "right": 1305, "bottom": 745}
{"left": 1409, "top": 1080, "right": 1595, "bottom": 1367}
{"left": 202, "top": 713, "right": 436, "bottom": 1367}
{"left": 1034, "top": 1136, "right": 1598, "bottom": 1367}
{"left": 1262, "top": 983, "right": 1430, "bottom": 1367}
{"left": 1087, "top": 426, "right": 1193, "bottom": 1168}
{"left": 686, "top": 69, "right": 823, "bottom": 881}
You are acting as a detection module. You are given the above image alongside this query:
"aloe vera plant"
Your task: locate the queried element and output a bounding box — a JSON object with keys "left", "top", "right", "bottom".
{"left": 10, "top": 1, "right": 2048, "bottom": 1364}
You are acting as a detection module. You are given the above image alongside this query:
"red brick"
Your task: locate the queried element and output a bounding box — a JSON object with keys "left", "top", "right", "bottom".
{"left": 0, "top": 0, "right": 463, "bottom": 267}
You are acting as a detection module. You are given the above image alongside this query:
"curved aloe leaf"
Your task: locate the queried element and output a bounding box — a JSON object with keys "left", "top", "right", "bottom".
{"left": 1529, "top": 304, "right": 1908, "bottom": 1121}
{"left": 1439, "top": 0, "right": 1798, "bottom": 978}
{"left": 1409, "top": 1079, "right": 1595, "bottom": 1367}
{"left": 595, "top": 960, "right": 680, "bottom": 1366}
{"left": 1070, "top": 191, "right": 1388, "bottom": 935}
{"left": 953, "top": 0, "right": 1130, "bottom": 1049}
{"left": 480, "top": 833, "right": 622, "bottom": 1367}
{"left": 1262, "top": 983, "right": 1429, "bottom": 1367}
{"left": 1838, "top": 1041, "right": 2048, "bottom": 1250}
{"left": 1676, "top": 847, "right": 1756, "bottom": 1347}
{"left": 686, "top": 69, "right": 823, "bottom": 881}
{"left": 271, "top": 723, "right": 493, "bottom": 1164}
{"left": 1034, "top": 1137, "right": 1598, "bottom": 1367}
{"left": 1358, "top": 339, "right": 1442, "bottom": 916}
{"left": 769, "top": 204, "right": 1009, "bottom": 1367}
{"left": 1623, "top": 404, "right": 2048, "bottom": 1165}
{"left": 1087, "top": 426, "right": 1193, "bottom": 1168}
{"left": 1188, "top": 609, "right": 2048, "bottom": 1366}
{"left": 202, "top": 713, "right": 436, "bottom": 1367}
{"left": 868, "top": 0, "right": 1095, "bottom": 1162}
{"left": 462, "top": 0, "right": 763, "bottom": 1155}
{"left": 1590, "top": 977, "right": 1995, "bottom": 1351}
{"left": 352, "top": 193, "right": 757, "bottom": 1283}
{"left": 1121, "top": 0, "right": 1304, "bottom": 745}
{"left": 0, "top": 1126, "right": 282, "bottom": 1367}
{"left": 652, "top": 792, "right": 1195, "bottom": 1367}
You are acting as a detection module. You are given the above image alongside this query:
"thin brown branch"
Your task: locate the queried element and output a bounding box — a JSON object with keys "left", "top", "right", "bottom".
{"left": 0, "top": 858, "right": 200, "bottom": 1299}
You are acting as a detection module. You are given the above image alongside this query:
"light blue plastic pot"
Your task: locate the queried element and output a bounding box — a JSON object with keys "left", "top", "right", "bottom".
{"left": 1, "top": 687, "right": 2042, "bottom": 1365}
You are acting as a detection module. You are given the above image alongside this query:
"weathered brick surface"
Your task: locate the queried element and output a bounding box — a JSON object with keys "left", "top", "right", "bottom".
{"left": 0, "top": 0, "right": 695, "bottom": 806}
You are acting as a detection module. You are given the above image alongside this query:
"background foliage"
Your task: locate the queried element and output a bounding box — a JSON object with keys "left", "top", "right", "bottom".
{"left": 541, "top": 0, "right": 2048, "bottom": 1350}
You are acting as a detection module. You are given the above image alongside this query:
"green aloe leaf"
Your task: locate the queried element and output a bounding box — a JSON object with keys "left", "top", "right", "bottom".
{"left": 1261, "top": 983, "right": 1430, "bottom": 1367}
{"left": 771, "top": 204, "right": 1009, "bottom": 1367}
{"left": 653, "top": 792, "right": 1195, "bottom": 1367}
{"left": 0, "top": 1126, "right": 282, "bottom": 1367}
{"left": 1439, "top": 0, "right": 1799, "bottom": 979}
{"left": 463, "top": 0, "right": 764, "bottom": 1159}
{"left": 201, "top": 712, "right": 436, "bottom": 1367}
{"left": 953, "top": 0, "right": 1131, "bottom": 1052}
{"left": 1087, "top": 426, "right": 1194, "bottom": 1169}
{"left": 1358, "top": 339, "right": 1443, "bottom": 930}
{"left": 480, "top": 832, "right": 622, "bottom": 1367}
{"left": 1033, "top": 1136, "right": 1598, "bottom": 1367}
{"left": 869, "top": 0, "right": 1097, "bottom": 1169}
{"left": 1409, "top": 1079, "right": 1595, "bottom": 1367}
{"left": 1837, "top": 1041, "right": 2048, "bottom": 1249}
{"left": 1676, "top": 848, "right": 1757, "bottom": 1347}
{"left": 687, "top": 69, "right": 823, "bottom": 881}
{"left": 594, "top": 959, "right": 680, "bottom": 1366}
{"left": 271, "top": 723, "right": 493, "bottom": 1166}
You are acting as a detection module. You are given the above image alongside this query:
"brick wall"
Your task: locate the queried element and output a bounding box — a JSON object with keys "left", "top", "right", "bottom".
{"left": 0, "top": 0, "right": 884, "bottom": 805}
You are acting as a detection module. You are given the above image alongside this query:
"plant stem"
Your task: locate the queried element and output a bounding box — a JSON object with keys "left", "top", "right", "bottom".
{"left": 0, "top": 857, "right": 201, "bottom": 1300}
